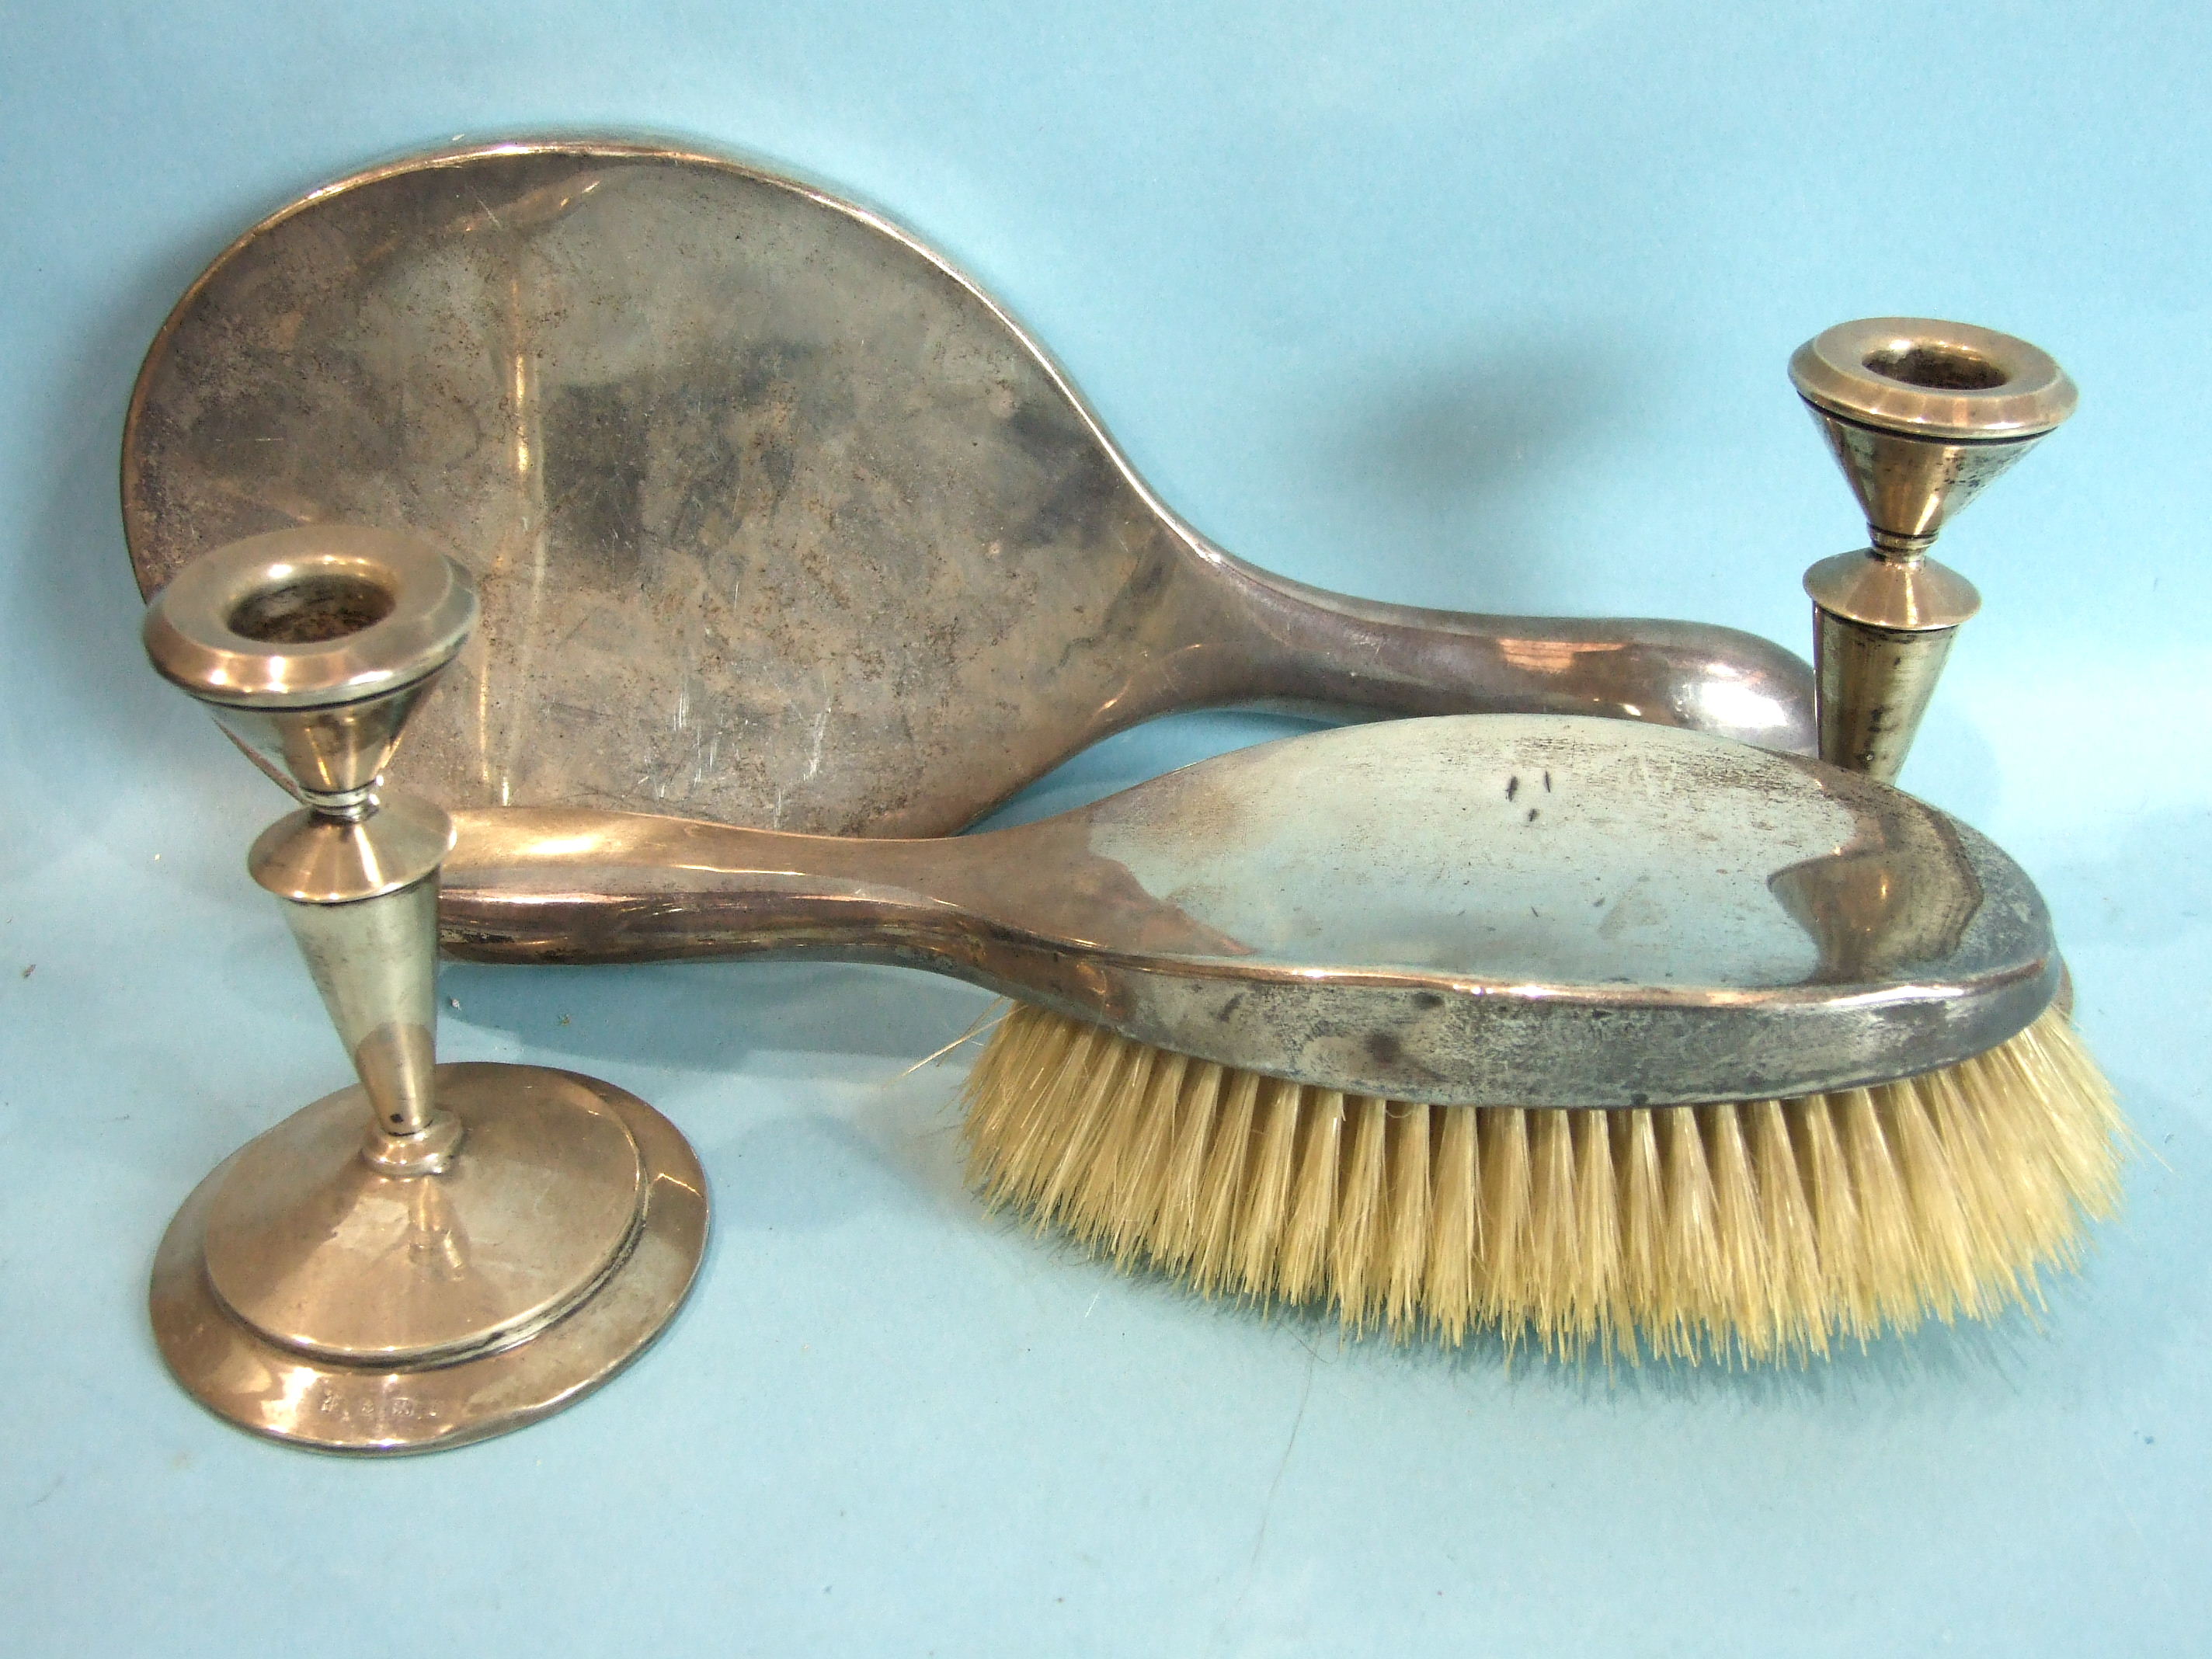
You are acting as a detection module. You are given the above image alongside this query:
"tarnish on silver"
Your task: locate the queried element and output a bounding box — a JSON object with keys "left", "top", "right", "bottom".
{"left": 1791, "top": 318, "right": 2076, "bottom": 781}
{"left": 124, "top": 137, "right": 1816, "bottom": 861}
{"left": 443, "top": 714, "right": 2060, "bottom": 1110}
{"left": 141, "top": 527, "right": 708, "bottom": 1454}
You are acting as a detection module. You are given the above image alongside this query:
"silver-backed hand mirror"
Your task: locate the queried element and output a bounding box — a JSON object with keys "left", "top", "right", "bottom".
{"left": 125, "top": 139, "right": 1814, "bottom": 839}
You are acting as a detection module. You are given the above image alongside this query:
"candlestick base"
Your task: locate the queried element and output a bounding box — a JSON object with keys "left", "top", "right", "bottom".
{"left": 150, "top": 1063, "right": 706, "bottom": 1454}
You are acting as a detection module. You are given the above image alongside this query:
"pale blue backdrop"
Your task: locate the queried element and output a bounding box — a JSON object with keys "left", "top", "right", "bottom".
{"left": 2, "top": 4, "right": 2207, "bottom": 1654}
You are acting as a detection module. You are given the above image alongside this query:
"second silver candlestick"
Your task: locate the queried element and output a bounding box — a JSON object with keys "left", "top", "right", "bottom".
{"left": 142, "top": 526, "right": 708, "bottom": 1453}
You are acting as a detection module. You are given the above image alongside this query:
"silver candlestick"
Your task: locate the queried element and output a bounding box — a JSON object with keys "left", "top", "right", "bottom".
{"left": 1790, "top": 318, "right": 2076, "bottom": 781}
{"left": 142, "top": 525, "right": 708, "bottom": 1453}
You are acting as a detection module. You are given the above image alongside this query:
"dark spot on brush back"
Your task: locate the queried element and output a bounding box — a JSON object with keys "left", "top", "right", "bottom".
{"left": 1413, "top": 990, "right": 1444, "bottom": 1009}
{"left": 1366, "top": 1032, "right": 1403, "bottom": 1065}
{"left": 1506, "top": 776, "right": 1520, "bottom": 801}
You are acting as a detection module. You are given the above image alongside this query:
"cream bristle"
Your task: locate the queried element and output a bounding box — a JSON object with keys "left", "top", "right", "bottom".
{"left": 1229, "top": 1077, "right": 1301, "bottom": 1296}
{"left": 1702, "top": 1104, "right": 1770, "bottom": 1358}
{"left": 1919, "top": 1061, "right": 2030, "bottom": 1309}
{"left": 962, "top": 1002, "right": 2129, "bottom": 1362}
{"left": 1839, "top": 1087, "right": 1920, "bottom": 1334}
{"left": 1751, "top": 1100, "right": 1824, "bottom": 1357}
{"left": 961, "top": 1003, "right": 1051, "bottom": 1157}
{"left": 1476, "top": 1108, "right": 1533, "bottom": 1335}
{"left": 1567, "top": 1111, "right": 1620, "bottom": 1356}
{"left": 1330, "top": 1097, "right": 1389, "bottom": 1329}
{"left": 1423, "top": 1106, "right": 1478, "bottom": 1343}
{"left": 1528, "top": 1111, "right": 1577, "bottom": 1346}
{"left": 1888, "top": 1077, "right": 1977, "bottom": 1320}
{"left": 1278, "top": 1090, "right": 1345, "bottom": 1303}
{"left": 1657, "top": 1106, "right": 1720, "bottom": 1355}
{"left": 966, "top": 1012, "right": 1065, "bottom": 1211}
{"left": 1028, "top": 1023, "right": 1129, "bottom": 1222}
{"left": 1383, "top": 1105, "right": 1433, "bottom": 1337}
{"left": 1146, "top": 1059, "right": 1223, "bottom": 1271}
{"left": 1065, "top": 1038, "right": 1156, "bottom": 1243}
{"left": 1103, "top": 1048, "right": 1187, "bottom": 1262}
{"left": 1189, "top": 1069, "right": 1259, "bottom": 1292}
{"left": 1797, "top": 1097, "right": 1870, "bottom": 1343}
{"left": 1616, "top": 1109, "right": 1664, "bottom": 1335}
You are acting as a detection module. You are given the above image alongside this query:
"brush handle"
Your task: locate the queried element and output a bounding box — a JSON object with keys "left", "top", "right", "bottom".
{"left": 440, "top": 808, "right": 1077, "bottom": 967}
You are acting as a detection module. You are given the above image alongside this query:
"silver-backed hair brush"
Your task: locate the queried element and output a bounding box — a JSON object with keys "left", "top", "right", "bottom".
{"left": 420, "top": 640, "right": 2116, "bottom": 1362}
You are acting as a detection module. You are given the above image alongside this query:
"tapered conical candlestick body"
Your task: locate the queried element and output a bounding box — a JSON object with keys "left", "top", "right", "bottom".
{"left": 1790, "top": 318, "right": 2075, "bottom": 780}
